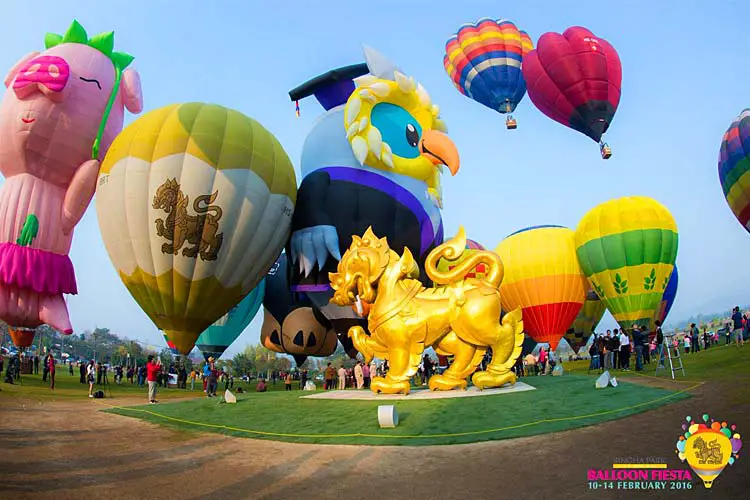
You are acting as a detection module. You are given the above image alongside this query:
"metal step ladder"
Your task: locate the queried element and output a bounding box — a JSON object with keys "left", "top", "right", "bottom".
{"left": 655, "top": 333, "right": 686, "bottom": 379}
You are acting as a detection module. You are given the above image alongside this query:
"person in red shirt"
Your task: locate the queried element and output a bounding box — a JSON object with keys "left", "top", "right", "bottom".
{"left": 47, "top": 353, "right": 56, "bottom": 390}
{"left": 146, "top": 355, "right": 162, "bottom": 404}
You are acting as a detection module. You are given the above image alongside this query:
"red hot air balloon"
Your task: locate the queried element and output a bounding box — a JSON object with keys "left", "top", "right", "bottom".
{"left": 522, "top": 27, "right": 621, "bottom": 159}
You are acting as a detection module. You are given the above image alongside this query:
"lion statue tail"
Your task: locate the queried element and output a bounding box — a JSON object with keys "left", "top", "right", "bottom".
{"left": 497, "top": 308, "right": 525, "bottom": 372}
{"left": 425, "top": 226, "right": 505, "bottom": 288}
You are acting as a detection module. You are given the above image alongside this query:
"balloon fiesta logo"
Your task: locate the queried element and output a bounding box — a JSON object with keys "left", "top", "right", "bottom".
{"left": 676, "top": 414, "right": 742, "bottom": 489}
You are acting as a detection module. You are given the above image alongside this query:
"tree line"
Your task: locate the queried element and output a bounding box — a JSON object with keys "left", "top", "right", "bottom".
{"left": 1, "top": 322, "right": 355, "bottom": 377}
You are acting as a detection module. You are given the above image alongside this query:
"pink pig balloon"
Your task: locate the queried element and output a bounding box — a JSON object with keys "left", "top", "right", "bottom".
{"left": 0, "top": 20, "right": 143, "bottom": 335}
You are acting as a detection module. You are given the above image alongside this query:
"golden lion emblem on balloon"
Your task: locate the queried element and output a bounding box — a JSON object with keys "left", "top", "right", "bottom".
{"left": 153, "top": 178, "right": 224, "bottom": 261}
{"left": 329, "top": 226, "right": 524, "bottom": 394}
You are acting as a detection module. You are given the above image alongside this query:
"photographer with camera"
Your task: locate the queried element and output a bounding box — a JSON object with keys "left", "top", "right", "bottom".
{"left": 146, "top": 355, "right": 162, "bottom": 404}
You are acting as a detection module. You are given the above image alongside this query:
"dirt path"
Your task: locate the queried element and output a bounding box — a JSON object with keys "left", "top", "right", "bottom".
{"left": 0, "top": 380, "right": 748, "bottom": 500}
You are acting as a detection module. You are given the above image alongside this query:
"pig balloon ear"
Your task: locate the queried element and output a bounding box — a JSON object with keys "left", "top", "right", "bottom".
{"left": 5, "top": 51, "right": 39, "bottom": 88}
{"left": 120, "top": 68, "right": 143, "bottom": 114}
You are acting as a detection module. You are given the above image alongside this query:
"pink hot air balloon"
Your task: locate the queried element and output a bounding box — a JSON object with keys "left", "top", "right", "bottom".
{"left": 0, "top": 20, "right": 143, "bottom": 336}
{"left": 522, "top": 26, "right": 622, "bottom": 159}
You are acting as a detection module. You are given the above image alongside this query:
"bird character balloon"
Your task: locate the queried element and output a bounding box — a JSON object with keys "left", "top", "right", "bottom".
{"left": 96, "top": 103, "right": 296, "bottom": 354}
{"left": 522, "top": 27, "right": 621, "bottom": 158}
{"left": 444, "top": 18, "right": 533, "bottom": 129}
{"left": 575, "top": 196, "right": 678, "bottom": 330}
{"left": 0, "top": 20, "right": 143, "bottom": 338}
{"left": 287, "top": 46, "right": 459, "bottom": 355}
{"left": 718, "top": 109, "right": 750, "bottom": 233}
{"left": 195, "top": 280, "right": 265, "bottom": 361}
{"left": 261, "top": 252, "right": 337, "bottom": 366}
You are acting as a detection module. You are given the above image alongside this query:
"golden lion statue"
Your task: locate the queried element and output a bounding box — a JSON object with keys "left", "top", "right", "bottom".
{"left": 153, "top": 178, "right": 224, "bottom": 261}
{"left": 329, "top": 226, "right": 524, "bottom": 395}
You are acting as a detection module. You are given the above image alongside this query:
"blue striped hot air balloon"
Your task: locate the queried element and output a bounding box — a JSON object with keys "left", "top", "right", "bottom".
{"left": 443, "top": 18, "right": 534, "bottom": 129}
{"left": 652, "top": 265, "right": 678, "bottom": 329}
{"left": 195, "top": 280, "right": 266, "bottom": 361}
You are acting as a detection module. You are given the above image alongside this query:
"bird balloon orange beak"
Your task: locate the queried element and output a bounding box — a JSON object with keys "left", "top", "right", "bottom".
{"left": 419, "top": 129, "right": 460, "bottom": 176}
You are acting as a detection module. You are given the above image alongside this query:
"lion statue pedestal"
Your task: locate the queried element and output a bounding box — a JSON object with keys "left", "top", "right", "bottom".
{"left": 329, "top": 226, "right": 524, "bottom": 395}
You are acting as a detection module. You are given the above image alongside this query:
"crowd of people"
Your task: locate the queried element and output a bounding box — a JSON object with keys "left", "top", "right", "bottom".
{"left": 583, "top": 306, "right": 749, "bottom": 374}
{"left": 4, "top": 307, "right": 748, "bottom": 400}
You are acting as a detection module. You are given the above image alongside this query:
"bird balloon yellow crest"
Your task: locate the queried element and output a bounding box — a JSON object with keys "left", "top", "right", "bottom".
{"left": 575, "top": 196, "right": 678, "bottom": 330}
{"left": 329, "top": 226, "right": 524, "bottom": 395}
{"left": 344, "top": 68, "right": 458, "bottom": 206}
{"left": 96, "top": 103, "right": 297, "bottom": 354}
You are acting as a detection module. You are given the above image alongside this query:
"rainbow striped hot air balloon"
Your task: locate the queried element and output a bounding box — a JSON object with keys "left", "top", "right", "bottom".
{"left": 444, "top": 18, "right": 533, "bottom": 129}
{"left": 565, "top": 288, "right": 606, "bottom": 354}
{"left": 162, "top": 333, "right": 179, "bottom": 356}
{"left": 575, "top": 197, "right": 678, "bottom": 331}
{"left": 495, "top": 225, "right": 587, "bottom": 351}
{"left": 96, "top": 103, "right": 297, "bottom": 354}
{"left": 718, "top": 109, "right": 750, "bottom": 233}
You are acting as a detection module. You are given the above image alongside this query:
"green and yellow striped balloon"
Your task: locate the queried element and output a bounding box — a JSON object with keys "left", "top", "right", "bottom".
{"left": 574, "top": 196, "right": 678, "bottom": 331}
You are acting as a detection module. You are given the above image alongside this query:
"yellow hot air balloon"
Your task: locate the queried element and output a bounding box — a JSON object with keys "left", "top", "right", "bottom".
{"left": 685, "top": 430, "right": 733, "bottom": 488}
{"left": 574, "top": 196, "right": 678, "bottom": 331}
{"left": 96, "top": 103, "right": 297, "bottom": 354}
{"left": 495, "top": 225, "right": 587, "bottom": 351}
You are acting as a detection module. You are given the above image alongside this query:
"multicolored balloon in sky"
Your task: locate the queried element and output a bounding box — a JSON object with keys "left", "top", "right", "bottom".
{"left": 718, "top": 109, "right": 750, "bottom": 233}
{"left": 444, "top": 18, "right": 533, "bottom": 129}
{"left": 522, "top": 26, "right": 621, "bottom": 158}
{"left": 0, "top": 19, "right": 143, "bottom": 340}
{"left": 162, "top": 333, "right": 179, "bottom": 356}
{"left": 96, "top": 102, "right": 297, "bottom": 354}
{"left": 496, "top": 225, "right": 587, "bottom": 351}
{"left": 575, "top": 196, "right": 678, "bottom": 331}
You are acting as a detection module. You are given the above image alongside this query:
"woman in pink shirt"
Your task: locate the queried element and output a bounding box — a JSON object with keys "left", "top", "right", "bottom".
{"left": 47, "top": 353, "right": 56, "bottom": 390}
{"left": 538, "top": 347, "right": 548, "bottom": 375}
{"left": 362, "top": 362, "right": 371, "bottom": 388}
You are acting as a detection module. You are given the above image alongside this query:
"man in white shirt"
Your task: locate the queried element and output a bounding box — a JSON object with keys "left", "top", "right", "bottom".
{"left": 619, "top": 330, "right": 631, "bottom": 371}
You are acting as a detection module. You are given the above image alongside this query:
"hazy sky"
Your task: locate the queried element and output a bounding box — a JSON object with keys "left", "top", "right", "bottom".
{"left": 1, "top": 0, "right": 749, "bottom": 356}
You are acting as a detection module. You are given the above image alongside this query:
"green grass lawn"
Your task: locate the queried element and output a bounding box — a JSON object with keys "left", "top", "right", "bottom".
{"left": 0, "top": 369, "right": 289, "bottom": 401}
{"left": 565, "top": 341, "right": 749, "bottom": 382}
{"left": 105, "top": 374, "right": 691, "bottom": 446}
{"left": 10, "top": 343, "right": 747, "bottom": 446}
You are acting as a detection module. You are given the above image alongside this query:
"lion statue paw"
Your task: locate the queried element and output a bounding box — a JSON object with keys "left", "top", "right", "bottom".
{"left": 371, "top": 377, "right": 411, "bottom": 395}
{"left": 427, "top": 374, "right": 467, "bottom": 391}
{"left": 471, "top": 370, "right": 517, "bottom": 390}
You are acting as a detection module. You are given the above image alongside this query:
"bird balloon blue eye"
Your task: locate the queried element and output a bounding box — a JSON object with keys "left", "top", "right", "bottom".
{"left": 370, "top": 103, "right": 422, "bottom": 159}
